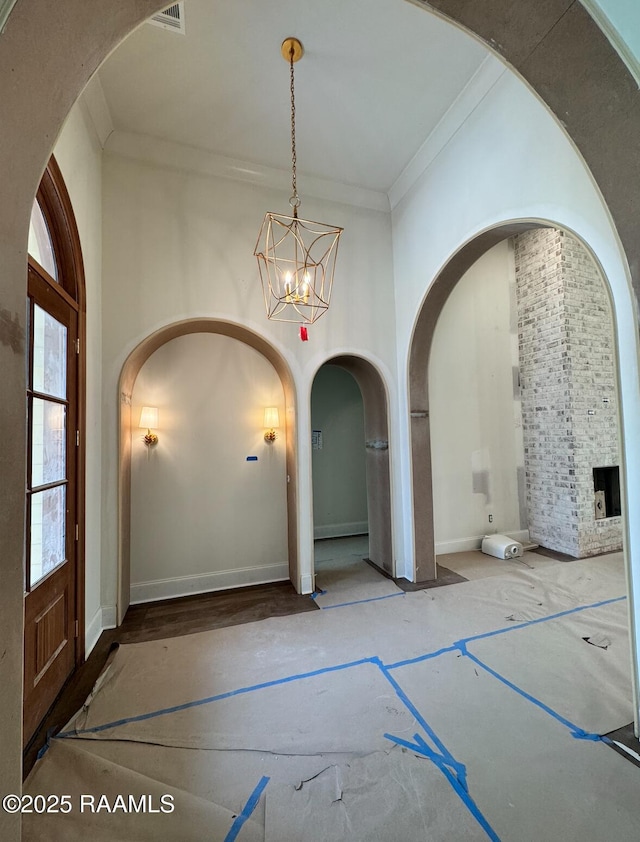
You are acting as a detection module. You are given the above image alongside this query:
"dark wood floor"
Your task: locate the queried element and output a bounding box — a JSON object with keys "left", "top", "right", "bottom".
{"left": 23, "top": 581, "right": 318, "bottom": 779}
{"left": 605, "top": 722, "right": 640, "bottom": 769}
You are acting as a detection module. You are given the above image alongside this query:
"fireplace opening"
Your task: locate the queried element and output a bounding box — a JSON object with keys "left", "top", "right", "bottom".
{"left": 593, "top": 466, "right": 621, "bottom": 519}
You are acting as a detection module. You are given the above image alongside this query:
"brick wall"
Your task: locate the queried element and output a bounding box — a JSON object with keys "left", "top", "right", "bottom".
{"left": 513, "top": 229, "right": 622, "bottom": 557}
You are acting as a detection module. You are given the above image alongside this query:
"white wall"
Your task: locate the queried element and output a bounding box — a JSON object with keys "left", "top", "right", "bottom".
{"left": 130, "top": 332, "right": 288, "bottom": 601}
{"left": 101, "top": 152, "right": 396, "bottom": 601}
{"left": 311, "top": 365, "right": 368, "bottom": 539}
{"left": 52, "top": 95, "right": 104, "bottom": 653}
{"left": 429, "top": 240, "right": 526, "bottom": 553}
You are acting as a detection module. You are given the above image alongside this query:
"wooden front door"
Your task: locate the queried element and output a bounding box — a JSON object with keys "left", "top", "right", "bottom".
{"left": 23, "top": 166, "right": 84, "bottom": 747}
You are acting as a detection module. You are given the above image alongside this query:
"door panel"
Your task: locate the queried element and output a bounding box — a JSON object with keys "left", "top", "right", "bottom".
{"left": 23, "top": 564, "right": 74, "bottom": 741}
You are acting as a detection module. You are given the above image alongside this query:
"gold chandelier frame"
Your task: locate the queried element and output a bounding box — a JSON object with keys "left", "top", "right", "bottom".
{"left": 254, "top": 37, "right": 343, "bottom": 326}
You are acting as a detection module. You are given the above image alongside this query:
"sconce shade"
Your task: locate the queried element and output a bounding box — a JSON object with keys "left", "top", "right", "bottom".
{"left": 264, "top": 407, "right": 280, "bottom": 429}
{"left": 139, "top": 406, "right": 159, "bottom": 430}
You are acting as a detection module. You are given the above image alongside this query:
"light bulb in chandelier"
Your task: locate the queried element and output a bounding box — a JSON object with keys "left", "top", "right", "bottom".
{"left": 254, "top": 37, "right": 343, "bottom": 326}
{"left": 283, "top": 269, "right": 311, "bottom": 304}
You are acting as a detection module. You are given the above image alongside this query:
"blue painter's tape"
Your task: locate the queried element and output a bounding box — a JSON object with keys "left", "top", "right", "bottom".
{"left": 463, "top": 649, "right": 605, "bottom": 742}
{"left": 246, "top": 456, "right": 258, "bottom": 461}
{"left": 438, "top": 757, "right": 501, "bottom": 842}
{"left": 387, "top": 594, "right": 627, "bottom": 741}
{"left": 58, "top": 657, "right": 381, "bottom": 737}
{"left": 383, "top": 732, "right": 468, "bottom": 791}
{"left": 378, "top": 663, "right": 501, "bottom": 841}
{"left": 387, "top": 594, "right": 627, "bottom": 743}
{"left": 386, "top": 645, "right": 459, "bottom": 671}
{"left": 572, "top": 731, "right": 606, "bottom": 742}
{"left": 224, "top": 776, "right": 270, "bottom": 842}
{"left": 310, "top": 588, "right": 327, "bottom": 600}
{"left": 376, "top": 659, "right": 459, "bottom": 763}
{"left": 387, "top": 595, "right": 626, "bottom": 671}
{"left": 385, "top": 733, "right": 498, "bottom": 838}
{"left": 413, "top": 733, "right": 468, "bottom": 792}
{"left": 457, "top": 595, "right": 626, "bottom": 650}
{"left": 320, "top": 591, "right": 405, "bottom": 610}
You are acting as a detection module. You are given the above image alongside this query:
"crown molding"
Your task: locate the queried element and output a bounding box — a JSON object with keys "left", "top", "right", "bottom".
{"left": 388, "top": 54, "right": 505, "bottom": 210}
{"left": 104, "top": 130, "right": 390, "bottom": 213}
{"left": 81, "top": 75, "right": 115, "bottom": 148}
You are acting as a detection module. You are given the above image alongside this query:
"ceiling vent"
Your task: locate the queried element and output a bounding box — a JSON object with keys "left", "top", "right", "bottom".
{"left": 148, "top": 2, "right": 185, "bottom": 34}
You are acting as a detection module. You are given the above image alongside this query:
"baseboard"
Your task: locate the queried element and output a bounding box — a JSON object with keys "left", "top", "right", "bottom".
{"left": 130, "top": 563, "right": 290, "bottom": 605}
{"left": 84, "top": 607, "right": 104, "bottom": 656}
{"left": 84, "top": 605, "right": 116, "bottom": 655}
{"left": 313, "top": 521, "right": 368, "bottom": 540}
{"left": 101, "top": 605, "right": 117, "bottom": 630}
{"left": 436, "top": 530, "right": 530, "bottom": 555}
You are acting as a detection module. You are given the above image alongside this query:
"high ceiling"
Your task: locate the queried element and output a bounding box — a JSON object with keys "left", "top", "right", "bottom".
{"left": 98, "top": 0, "right": 489, "bottom": 195}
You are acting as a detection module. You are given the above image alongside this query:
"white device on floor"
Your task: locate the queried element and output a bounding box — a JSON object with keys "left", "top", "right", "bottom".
{"left": 481, "top": 534, "right": 524, "bottom": 559}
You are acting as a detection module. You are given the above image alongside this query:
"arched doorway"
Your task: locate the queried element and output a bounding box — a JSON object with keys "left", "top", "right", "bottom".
{"left": 310, "top": 354, "right": 393, "bottom": 592}
{"left": 23, "top": 156, "right": 86, "bottom": 748}
{"left": 408, "top": 222, "right": 624, "bottom": 581}
{"left": 118, "top": 319, "right": 298, "bottom": 622}
{"left": 428, "top": 239, "right": 529, "bottom": 560}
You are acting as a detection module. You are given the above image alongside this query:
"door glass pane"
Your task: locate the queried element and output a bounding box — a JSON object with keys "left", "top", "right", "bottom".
{"left": 33, "top": 304, "right": 66, "bottom": 399}
{"left": 28, "top": 201, "right": 58, "bottom": 281}
{"left": 30, "top": 486, "right": 66, "bottom": 586}
{"left": 31, "top": 398, "right": 66, "bottom": 488}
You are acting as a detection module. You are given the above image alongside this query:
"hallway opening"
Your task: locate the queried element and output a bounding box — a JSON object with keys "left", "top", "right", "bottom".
{"left": 310, "top": 357, "right": 394, "bottom": 605}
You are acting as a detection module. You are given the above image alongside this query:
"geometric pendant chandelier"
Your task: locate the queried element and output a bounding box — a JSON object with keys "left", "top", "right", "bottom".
{"left": 254, "top": 37, "right": 343, "bottom": 329}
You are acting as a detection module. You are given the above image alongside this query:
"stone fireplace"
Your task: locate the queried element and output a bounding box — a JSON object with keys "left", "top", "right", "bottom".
{"left": 514, "top": 229, "right": 622, "bottom": 558}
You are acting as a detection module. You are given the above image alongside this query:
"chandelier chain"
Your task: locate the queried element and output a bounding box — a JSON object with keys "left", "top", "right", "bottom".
{"left": 254, "top": 37, "right": 342, "bottom": 326}
{"left": 289, "top": 46, "right": 299, "bottom": 214}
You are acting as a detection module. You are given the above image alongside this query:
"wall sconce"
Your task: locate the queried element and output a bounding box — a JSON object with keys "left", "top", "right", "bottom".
{"left": 264, "top": 407, "right": 279, "bottom": 442}
{"left": 139, "top": 406, "right": 159, "bottom": 446}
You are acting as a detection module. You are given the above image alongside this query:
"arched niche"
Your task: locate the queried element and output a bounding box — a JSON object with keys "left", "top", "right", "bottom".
{"left": 118, "top": 318, "right": 298, "bottom": 622}
{"left": 311, "top": 355, "right": 393, "bottom": 576}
